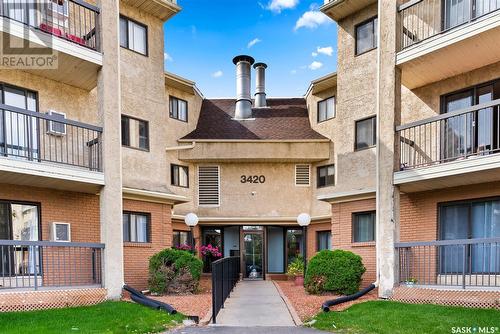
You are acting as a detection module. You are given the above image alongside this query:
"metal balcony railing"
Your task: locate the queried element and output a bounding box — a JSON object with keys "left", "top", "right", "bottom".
{"left": 396, "top": 238, "right": 500, "bottom": 289}
{"left": 398, "top": 0, "right": 500, "bottom": 51}
{"left": 211, "top": 256, "right": 240, "bottom": 324}
{"left": 0, "top": 0, "right": 100, "bottom": 51}
{"left": 0, "top": 103, "right": 103, "bottom": 171}
{"left": 0, "top": 240, "right": 104, "bottom": 290}
{"left": 397, "top": 99, "right": 500, "bottom": 170}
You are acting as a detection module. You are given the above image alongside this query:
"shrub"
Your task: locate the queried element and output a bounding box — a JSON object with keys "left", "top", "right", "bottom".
{"left": 305, "top": 250, "right": 365, "bottom": 295}
{"left": 148, "top": 248, "right": 203, "bottom": 294}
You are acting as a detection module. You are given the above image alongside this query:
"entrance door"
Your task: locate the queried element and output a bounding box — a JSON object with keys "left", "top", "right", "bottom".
{"left": 242, "top": 227, "right": 264, "bottom": 279}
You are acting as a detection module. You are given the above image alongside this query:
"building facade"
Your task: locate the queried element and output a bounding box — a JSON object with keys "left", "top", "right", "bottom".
{"left": 0, "top": 0, "right": 499, "bottom": 312}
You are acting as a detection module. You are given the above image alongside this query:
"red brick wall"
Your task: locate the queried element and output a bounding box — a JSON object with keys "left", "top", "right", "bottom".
{"left": 331, "top": 198, "right": 376, "bottom": 287}
{"left": 306, "top": 221, "right": 331, "bottom": 260}
{"left": 122, "top": 199, "right": 173, "bottom": 290}
{"left": 400, "top": 181, "right": 500, "bottom": 242}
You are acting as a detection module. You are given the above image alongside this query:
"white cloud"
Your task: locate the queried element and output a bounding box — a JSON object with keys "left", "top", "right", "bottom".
{"left": 308, "top": 61, "right": 323, "bottom": 70}
{"left": 267, "top": 0, "right": 299, "bottom": 13}
{"left": 212, "top": 70, "right": 223, "bottom": 78}
{"left": 311, "top": 51, "right": 318, "bottom": 57}
{"left": 316, "top": 46, "right": 333, "bottom": 56}
{"left": 164, "top": 52, "right": 173, "bottom": 62}
{"left": 247, "top": 38, "right": 262, "bottom": 48}
{"left": 290, "top": 69, "right": 297, "bottom": 75}
{"left": 294, "top": 10, "right": 331, "bottom": 30}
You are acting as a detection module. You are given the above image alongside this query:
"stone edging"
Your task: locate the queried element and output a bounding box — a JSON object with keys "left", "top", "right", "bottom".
{"left": 272, "top": 280, "right": 303, "bottom": 326}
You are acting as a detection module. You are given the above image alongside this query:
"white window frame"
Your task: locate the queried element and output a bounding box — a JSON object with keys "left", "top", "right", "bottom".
{"left": 47, "top": 110, "right": 67, "bottom": 136}
{"left": 50, "top": 222, "right": 71, "bottom": 242}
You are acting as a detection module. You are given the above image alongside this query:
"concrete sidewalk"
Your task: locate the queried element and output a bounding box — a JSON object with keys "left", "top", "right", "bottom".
{"left": 214, "top": 280, "right": 296, "bottom": 327}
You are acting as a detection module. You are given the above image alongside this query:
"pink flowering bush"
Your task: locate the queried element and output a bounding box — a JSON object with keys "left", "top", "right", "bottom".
{"left": 200, "top": 244, "right": 222, "bottom": 258}
{"left": 174, "top": 244, "right": 193, "bottom": 252}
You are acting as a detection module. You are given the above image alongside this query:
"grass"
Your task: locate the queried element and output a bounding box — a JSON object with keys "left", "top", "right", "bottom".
{"left": 0, "top": 301, "right": 185, "bottom": 334}
{"left": 311, "top": 301, "right": 500, "bottom": 334}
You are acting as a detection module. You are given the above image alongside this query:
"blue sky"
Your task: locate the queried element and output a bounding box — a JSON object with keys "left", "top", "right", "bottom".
{"left": 163, "top": 0, "right": 338, "bottom": 98}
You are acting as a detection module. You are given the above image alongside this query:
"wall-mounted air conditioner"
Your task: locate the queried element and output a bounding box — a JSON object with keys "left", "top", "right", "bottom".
{"left": 51, "top": 222, "right": 71, "bottom": 242}
{"left": 47, "top": 110, "right": 67, "bottom": 136}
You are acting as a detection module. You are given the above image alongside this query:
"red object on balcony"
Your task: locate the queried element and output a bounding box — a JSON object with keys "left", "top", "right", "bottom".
{"left": 66, "top": 33, "right": 87, "bottom": 46}
{"left": 39, "top": 23, "right": 63, "bottom": 37}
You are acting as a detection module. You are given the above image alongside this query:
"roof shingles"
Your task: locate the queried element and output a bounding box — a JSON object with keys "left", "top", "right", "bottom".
{"left": 181, "top": 98, "right": 328, "bottom": 141}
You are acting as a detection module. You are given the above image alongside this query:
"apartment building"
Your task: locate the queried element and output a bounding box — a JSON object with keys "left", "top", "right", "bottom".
{"left": 319, "top": 0, "right": 500, "bottom": 307}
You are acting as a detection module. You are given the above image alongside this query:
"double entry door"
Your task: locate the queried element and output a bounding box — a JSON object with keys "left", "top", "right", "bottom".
{"left": 0, "top": 202, "right": 40, "bottom": 277}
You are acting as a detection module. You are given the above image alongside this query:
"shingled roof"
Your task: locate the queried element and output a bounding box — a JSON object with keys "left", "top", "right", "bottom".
{"left": 180, "top": 98, "right": 328, "bottom": 141}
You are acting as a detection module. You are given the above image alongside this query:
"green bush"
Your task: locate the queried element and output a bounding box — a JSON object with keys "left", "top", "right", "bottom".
{"left": 148, "top": 248, "right": 203, "bottom": 294}
{"left": 305, "top": 250, "right": 365, "bottom": 295}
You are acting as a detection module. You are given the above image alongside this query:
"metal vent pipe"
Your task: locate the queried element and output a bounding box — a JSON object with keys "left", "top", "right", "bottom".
{"left": 253, "top": 62, "right": 267, "bottom": 108}
{"left": 232, "top": 55, "right": 255, "bottom": 120}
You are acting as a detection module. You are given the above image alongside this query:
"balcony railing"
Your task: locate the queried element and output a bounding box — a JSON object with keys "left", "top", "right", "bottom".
{"left": 398, "top": 0, "right": 500, "bottom": 51}
{"left": 0, "top": 240, "right": 104, "bottom": 291}
{"left": 0, "top": 103, "right": 102, "bottom": 171}
{"left": 0, "top": 0, "right": 100, "bottom": 51}
{"left": 397, "top": 99, "right": 500, "bottom": 170}
{"left": 396, "top": 238, "right": 500, "bottom": 289}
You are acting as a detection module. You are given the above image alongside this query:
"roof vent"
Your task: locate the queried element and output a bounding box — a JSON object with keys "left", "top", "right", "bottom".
{"left": 253, "top": 62, "right": 267, "bottom": 108}
{"left": 233, "top": 55, "right": 255, "bottom": 120}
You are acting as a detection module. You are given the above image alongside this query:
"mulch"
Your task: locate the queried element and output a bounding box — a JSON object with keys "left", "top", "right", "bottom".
{"left": 274, "top": 280, "right": 378, "bottom": 321}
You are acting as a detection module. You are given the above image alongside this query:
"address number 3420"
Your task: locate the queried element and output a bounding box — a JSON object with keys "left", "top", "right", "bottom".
{"left": 240, "top": 175, "right": 266, "bottom": 183}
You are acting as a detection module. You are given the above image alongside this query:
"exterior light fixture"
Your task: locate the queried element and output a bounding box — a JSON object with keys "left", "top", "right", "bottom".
{"left": 297, "top": 213, "right": 311, "bottom": 279}
{"left": 184, "top": 213, "right": 199, "bottom": 250}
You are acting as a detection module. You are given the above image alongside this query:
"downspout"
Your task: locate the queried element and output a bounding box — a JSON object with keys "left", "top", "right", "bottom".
{"left": 165, "top": 142, "right": 196, "bottom": 151}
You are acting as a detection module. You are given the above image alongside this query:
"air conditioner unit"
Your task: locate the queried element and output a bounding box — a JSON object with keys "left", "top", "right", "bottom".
{"left": 47, "top": 110, "right": 67, "bottom": 136}
{"left": 51, "top": 222, "right": 71, "bottom": 242}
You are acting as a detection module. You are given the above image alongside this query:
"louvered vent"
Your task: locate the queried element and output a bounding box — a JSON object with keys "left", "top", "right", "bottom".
{"left": 198, "top": 166, "right": 220, "bottom": 206}
{"left": 295, "top": 164, "right": 310, "bottom": 186}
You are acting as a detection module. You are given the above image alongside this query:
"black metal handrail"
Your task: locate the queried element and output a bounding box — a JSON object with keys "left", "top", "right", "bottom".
{"left": 396, "top": 237, "right": 500, "bottom": 289}
{"left": 211, "top": 256, "right": 240, "bottom": 324}
{"left": 0, "top": 103, "right": 103, "bottom": 171}
{"left": 397, "top": 99, "right": 500, "bottom": 170}
{"left": 0, "top": 239, "right": 104, "bottom": 290}
{"left": 398, "top": 0, "right": 500, "bottom": 51}
{"left": 0, "top": 0, "right": 100, "bottom": 51}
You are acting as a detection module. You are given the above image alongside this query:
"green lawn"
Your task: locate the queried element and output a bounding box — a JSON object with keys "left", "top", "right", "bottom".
{"left": 0, "top": 301, "right": 185, "bottom": 334}
{"left": 311, "top": 301, "right": 500, "bottom": 334}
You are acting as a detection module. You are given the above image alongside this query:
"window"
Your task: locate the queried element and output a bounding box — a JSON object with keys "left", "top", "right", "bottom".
{"left": 317, "top": 231, "right": 331, "bottom": 251}
{"left": 170, "top": 96, "right": 188, "bottom": 122}
{"left": 123, "top": 212, "right": 150, "bottom": 243}
{"left": 318, "top": 97, "right": 335, "bottom": 122}
{"left": 171, "top": 164, "right": 189, "bottom": 187}
{"left": 295, "top": 164, "right": 310, "bottom": 186}
{"left": 120, "top": 16, "right": 147, "bottom": 55}
{"left": 355, "top": 116, "right": 376, "bottom": 150}
{"left": 317, "top": 164, "right": 335, "bottom": 188}
{"left": 121, "top": 115, "right": 149, "bottom": 150}
{"left": 355, "top": 17, "right": 378, "bottom": 55}
{"left": 198, "top": 166, "right": 220, "bottom": 206}
{"left": 173, "top": 230, "right": 191, "bottom": 248}
{"left": 353, "top": 211, "right": 376, "bottom": 243}
{"left": 47, "top": 110, "right": 66, "bottom": 135}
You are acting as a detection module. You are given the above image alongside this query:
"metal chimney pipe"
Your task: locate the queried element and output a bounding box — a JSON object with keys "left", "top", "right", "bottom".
{"left": 233, "top": 55, "right": 255, "bottom": 120}
{"left": 253, "top": 62, "right": 267, "bottom": 108}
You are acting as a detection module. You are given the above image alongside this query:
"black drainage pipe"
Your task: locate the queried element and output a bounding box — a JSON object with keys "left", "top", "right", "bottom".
{"left": 322, "top": 283, "right": 376, "bottom": 312}
{"left": 124, "top": 285, "right": 177, "bottom": 315}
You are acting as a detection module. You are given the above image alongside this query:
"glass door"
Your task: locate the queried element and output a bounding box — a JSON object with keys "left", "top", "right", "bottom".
{"left": 242, "top": 227, "right": 263, "bottom": 279}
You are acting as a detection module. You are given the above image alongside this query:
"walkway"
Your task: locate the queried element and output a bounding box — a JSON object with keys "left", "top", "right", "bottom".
{"left": 215, "top": 280, "right": 295, "bottom": 327}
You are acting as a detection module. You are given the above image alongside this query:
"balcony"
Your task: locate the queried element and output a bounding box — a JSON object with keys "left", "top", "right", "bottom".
{"left": 0, "top": 240, "right": 104, "bottom": 291}
{"left": 120, "top": 0, "right": 180, "bottom": 21}
{"left": 396, "top": 238, "right": 500, "bottom": 290}
{"left": 395, "top": 99, "right": 500, "bottom": 192}
{"left": 0, "top": 103, "right": 104, "bottom": 192}
{"left": 0, "top": 0, "right": 102, "bottom": 90}
{"left": 320, "top": 0, "right": 376, "bottom": 21}
{"left": 397, "top": 0, "right": 500, "bottom": 89}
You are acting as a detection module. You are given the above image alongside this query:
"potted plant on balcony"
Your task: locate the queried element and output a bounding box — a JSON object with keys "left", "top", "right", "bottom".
{"left": 286, "top": 256, "right": 305, "bottom": 286}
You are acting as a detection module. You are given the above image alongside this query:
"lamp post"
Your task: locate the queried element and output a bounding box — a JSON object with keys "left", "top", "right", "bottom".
{"left": 297, "top": 213, "right": 311, "bottom": 275}
{"left": 184, "top": 213, "right": 199, "bottom": 251}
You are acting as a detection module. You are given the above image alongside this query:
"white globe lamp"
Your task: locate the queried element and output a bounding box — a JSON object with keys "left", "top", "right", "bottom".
{"left": 184, "top": 213, "right": 199, "bottom": 249}
{"left": 297, "top": 213, "right": 311, "bottom": 227}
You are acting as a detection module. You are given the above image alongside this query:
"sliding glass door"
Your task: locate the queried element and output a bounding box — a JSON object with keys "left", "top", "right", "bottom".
{"left": 439, "top": 199, "right": 500, "bottom": 274}
{"left": 0, "top": 84, "right": 39, "bottom": 160}
{"left": 444, "top": 0, "right": 500, "bottom": 30}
